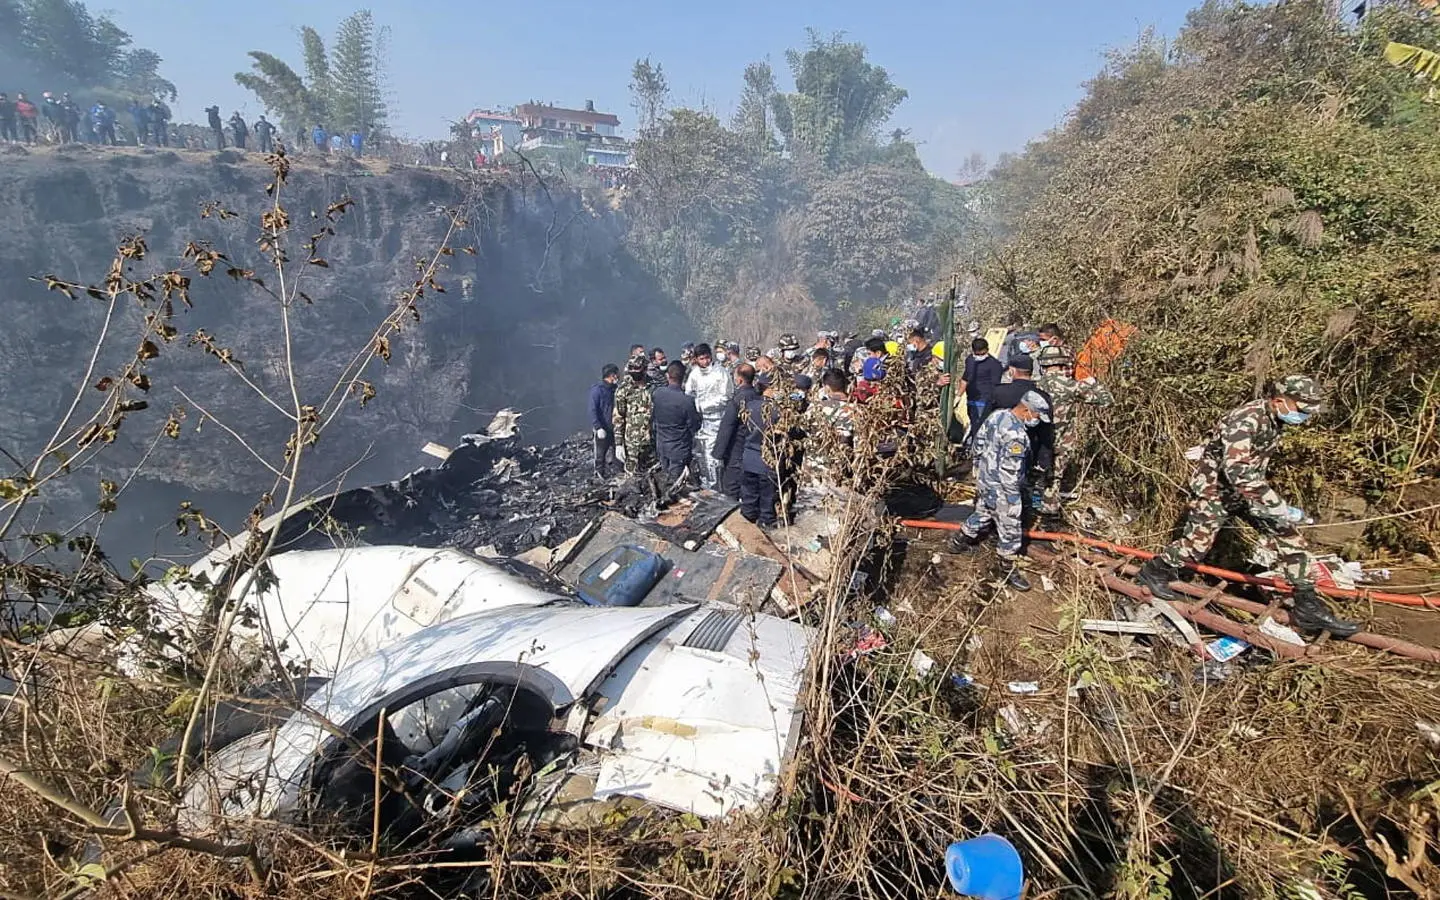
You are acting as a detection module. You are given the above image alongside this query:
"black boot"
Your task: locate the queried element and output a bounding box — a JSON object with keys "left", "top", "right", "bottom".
{"left": 1002, "top": 563, "right": 1032, "bottom": 592}
{"left": 948, "top": 531, "right": 982, "bottom": 554}
{"left": 1137, "top": 557, "right": 1182, "bottom": 601}
{"left": 1289, "top": 587, "right": 1360, "bottom": 639}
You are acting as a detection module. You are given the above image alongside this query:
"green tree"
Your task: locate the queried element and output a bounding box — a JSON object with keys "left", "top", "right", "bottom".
{"left": 731, "top": 60, "right": 779, "bottom": 155}
{"left": 116, "top": 48, "right": 177, "bottom": 101}
{"left": 235, "top": 11, "right": 389, "bottom": 141}
{"left": 234, "top": 52, "right": 324, "bottom": 139}
{"left": 628, "top": 108, "right": 763, "bottom": 319}
{"left": 772, "top": 31, "right": 908, "bottom": 168}
{"left": 629, "top": 56, "right": 669, "bottom": 135}
{"left": 330, "top": 10, "right": 388, "bottom": 136}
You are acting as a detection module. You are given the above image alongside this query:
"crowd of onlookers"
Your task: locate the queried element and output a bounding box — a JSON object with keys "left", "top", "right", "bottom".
{"left": 0, "top": 89, "right": 377, "bottom": 159}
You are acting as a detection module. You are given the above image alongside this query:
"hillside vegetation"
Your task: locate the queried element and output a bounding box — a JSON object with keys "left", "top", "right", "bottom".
{"left": 977, "top": 0, "right": 1440, "bottom": 543}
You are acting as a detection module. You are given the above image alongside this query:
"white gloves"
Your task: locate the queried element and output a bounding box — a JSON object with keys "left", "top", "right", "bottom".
{"left": 595, "top": 428, "right": 607, "bottom": 440}
{"left": 615, "top": 445, "right": 626, "bottom": 463}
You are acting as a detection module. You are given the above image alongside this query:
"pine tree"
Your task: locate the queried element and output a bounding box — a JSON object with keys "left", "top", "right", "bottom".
{"left": 330, "top": 10, "right": 387, "bottom": 138}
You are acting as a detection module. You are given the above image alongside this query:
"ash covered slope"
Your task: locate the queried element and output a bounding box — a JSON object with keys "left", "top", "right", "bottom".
{"left": 0, "top": 146, "right": 687, "bottom": 560}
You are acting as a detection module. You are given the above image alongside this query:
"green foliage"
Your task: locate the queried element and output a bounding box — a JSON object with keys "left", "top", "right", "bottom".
{"left": 329, "top": 10, "right": 388, "bottom": 137}
{"left": 975, "top": 0, "right": 1440, "bottom": 520}
{"left": 629, "top": 56, "right": 669, "bottom": 135}
{"left": 234, "top": 10, "right": 389, "bottom": 140}
{"left": 0, "top": 0, "right": 175, "bottom": 99}
{"left": 623, "top": 35, "right": 969, "bottom": 332}
{"left": 774, "top": 30, "right": 909, "bottom": 168}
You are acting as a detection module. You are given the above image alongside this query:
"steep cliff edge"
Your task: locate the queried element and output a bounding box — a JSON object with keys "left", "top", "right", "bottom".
{"left": 0, "top": 145, "right": 687, "bottom": 560}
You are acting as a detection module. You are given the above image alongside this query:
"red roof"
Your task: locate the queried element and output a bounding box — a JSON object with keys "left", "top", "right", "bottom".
{"left": 514, "top": 102, "right": 620, "bottom": 128}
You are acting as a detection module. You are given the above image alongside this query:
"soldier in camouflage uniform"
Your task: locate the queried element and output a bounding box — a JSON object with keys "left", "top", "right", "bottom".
{"left": 1138, "top": 376, "right": 1359, "bottom": 638}
{"left": 744, "top": 346, "right": 761, "bottom": 363}
{"left": 949, "top": 390, "right": 1051, "bottom": 591}
{"left": 612, "top": 356, "right": 655, "bottom": 475}
{"left": 775, "top": 333, "right": 804, "bottom": 380}
{"left": 1035, "top": 345, "right": 1113, "bottom": 515}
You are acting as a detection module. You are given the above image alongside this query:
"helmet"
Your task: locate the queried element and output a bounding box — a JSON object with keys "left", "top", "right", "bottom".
{"left": 1275, "top": 375, "right": 1323, "bottom": 406}
{"left": 745, "top": 346, "right": 761, "bottom": 361}
{"left": 778, "top": 333, "right": 799, "bottom": 352}
{"left": 625, "top": 356, "right": 647, "bottom": 375}
{"left": 1036, "top": 345, "right": 1074, "bottom": 369}
{"left": 931, "top": 341, "right": 945, "bottom": 361}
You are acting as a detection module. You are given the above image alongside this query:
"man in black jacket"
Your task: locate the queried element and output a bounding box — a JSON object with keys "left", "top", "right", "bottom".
{"left": 712, "top": 363, "right": 759, "bottom": 500}
{"left": 652, "top": 361, "right": 702, "bottom": 480}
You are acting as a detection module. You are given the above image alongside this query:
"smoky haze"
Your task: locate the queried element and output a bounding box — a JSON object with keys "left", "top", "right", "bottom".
{"left": 0, "top": 148, "right": 690, "bottom": 571}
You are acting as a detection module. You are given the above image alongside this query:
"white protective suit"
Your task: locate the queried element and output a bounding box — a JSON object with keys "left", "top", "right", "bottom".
{"left": 685, "top": 362, "right": 734, "bottom": 489}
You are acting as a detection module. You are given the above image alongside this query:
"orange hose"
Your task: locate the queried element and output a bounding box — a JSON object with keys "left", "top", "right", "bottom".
{"left": 897, "top": 520, "right": 1440, "bottom": 609}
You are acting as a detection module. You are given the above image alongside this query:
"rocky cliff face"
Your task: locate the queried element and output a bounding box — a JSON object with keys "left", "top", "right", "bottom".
{"left": 0, "top": 145, "right": 687, "bottom": 563}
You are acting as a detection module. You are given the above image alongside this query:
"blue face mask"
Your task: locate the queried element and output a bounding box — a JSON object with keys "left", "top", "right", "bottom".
{"left": 1278, "top": 409, "right": 1311, "bottom": 426}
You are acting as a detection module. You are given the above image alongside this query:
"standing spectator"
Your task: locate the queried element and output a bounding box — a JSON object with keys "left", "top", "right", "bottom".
{"left": 205, "top": 105, "right": 224, "bottom": 149}
{"left": 0, "top": 93, "right": 16, "bottom": 143}
{"left": 15, "top": 93, "right": 38, "bottom": 144}
{"left": 59, "top": 93, "right": 80, "bottom": 143}
{"left": 148, "top": 98, "right": 170, "bottom": 146}
{"left": 128, "top": 99, "right": 150, "bottom": 145}
{"left": 253, "top": 115, "right": 275, "bottom": 153}
{"left": 40, "top": 92, "right": 60, "bottom": 142}
{"left": 312, "top": 124, "right": 328, "bottom": 154}
{"left": 329, "top": 133, "right": 342, "bottom": 154}
{"left": 90, "top": 102, "right": 116, "bottom": 145}
{"left": 349, "top": 130, "right": 362, "bottom": 157}
{"left": 228, "top": 111, "right": 248, "bottom": 149}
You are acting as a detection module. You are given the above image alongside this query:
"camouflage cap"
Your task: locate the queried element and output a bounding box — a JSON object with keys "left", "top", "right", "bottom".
{"left": 1019, "top": 390, "right": 1052, "bottom": 423}
{"left": 1275, "top": 375, "right": 1323, "bottom": 406}
{"left": 1036, "top": 345, "right": 1074, "bottom": 368}
{"left": 778, "top": 333, "right": 800, "bottom": 351}
{"left": 745, "top": 346, "right": 761, "bottom": 361}
{"left": 625, "top": 356, "right": 648, "bottom": 375}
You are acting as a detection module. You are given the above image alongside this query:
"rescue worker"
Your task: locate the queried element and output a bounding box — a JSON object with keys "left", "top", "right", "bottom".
{"left": 646, "top": 348, "right": 668, "bottom": 390}
{"left": 713, "top": 363, "right": 759, "bottom": 499}
{"left": 807, "top": 348, "right": 831, "bottom": 389}
{"left": 738, "top": 373, "right": 782, "bottom": 528}
{"left": 744, "top": 346, "right": 761, "bottom": 363}
{"left": 949, "top": 391, "right": 1052, "bottom": 591}
{"left": 1035, "top": 345, "right": 1112, "bottom": 515}
{"left": 776, "top": 333, "right": 804, "bottom": 377}
{"left": 653, "top": 361, "right": 702, "bottom": 480}
{"left": 612, "top": 356, "right": 655, "bottom": 475}
{"left": 905, "top": 327, "right": 933, "bottom": 376}
{"left": 589, "top": 363, "right": 619, "bottom": 478}
{"left": 803, "top": 369, "right": 855, "bottom": 483}
{"left": 89, "top": 102, "right": 115, "bottom": 145}
{"left": 1137, "top": 376, "right": 1360, "bottom": 638}
{"left": 684, "top": 343, "right": 732, "bottom": 489}
{"left": 953, "top": 337, "right": 1004, "bottom": 446}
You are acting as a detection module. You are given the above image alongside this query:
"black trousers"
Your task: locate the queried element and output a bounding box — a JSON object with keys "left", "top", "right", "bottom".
{"left": 593, "top": 432, "right": 616, "bottom": 475}
{"left": 721, "top": 455, "right": 743, "bottom": 500}
{"left": 741, "top": 470, "right": 778, "bottom": 526}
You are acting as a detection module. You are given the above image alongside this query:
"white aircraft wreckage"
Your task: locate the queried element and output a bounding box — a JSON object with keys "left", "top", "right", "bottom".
{"left": 74, "top": 411, "right": 860, "bottom": 846}
{"left": 169, "top": 550, "right": 812, "bottom": 841}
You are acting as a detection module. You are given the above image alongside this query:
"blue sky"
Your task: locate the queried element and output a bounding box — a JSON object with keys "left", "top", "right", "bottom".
{"left": 108, "top": 0, "right": 1197, "bottom": 178}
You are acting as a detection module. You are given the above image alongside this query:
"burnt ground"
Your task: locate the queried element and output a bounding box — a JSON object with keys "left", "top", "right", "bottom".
{"left": 270, "top": 430, "right": 612, "bottom": 558}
